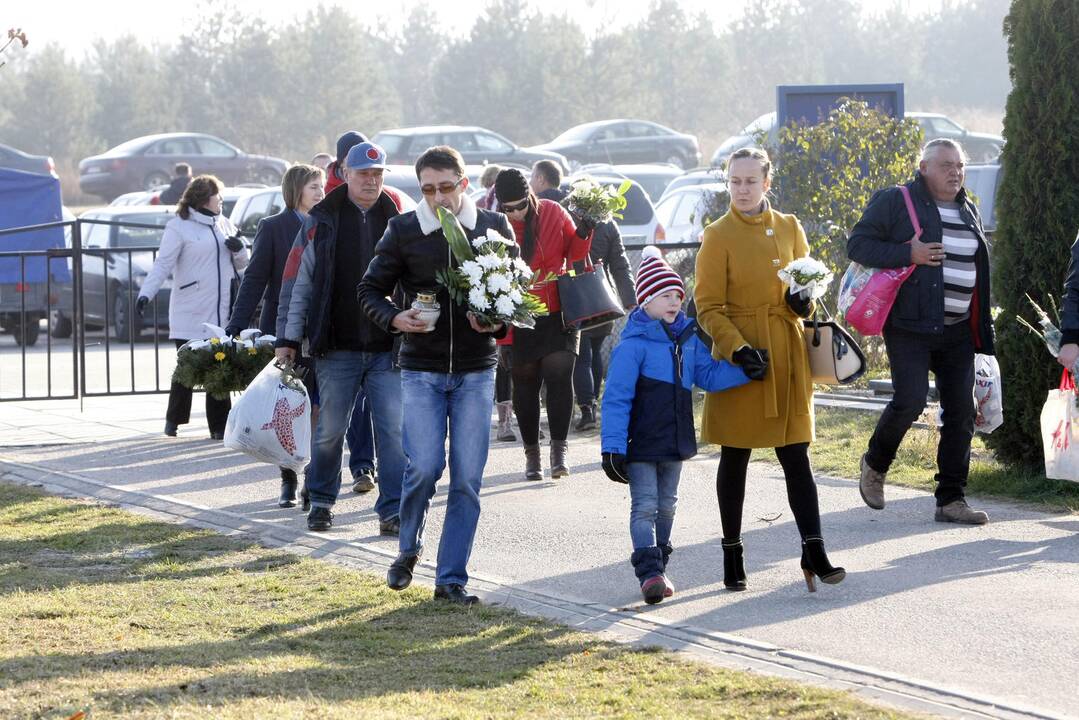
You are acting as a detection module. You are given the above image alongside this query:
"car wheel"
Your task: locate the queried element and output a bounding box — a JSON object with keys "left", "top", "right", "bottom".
{"left": 13, "top": 315, "right": 41, "bottom": 346}
{"left": 665, "top": 154, "right": 687, "bottom": 170}
{"left": 253, "top": 167, "right": 282, "bottom": 186}
{"left": 50, "top": 310, "right": 73, "bottom": 339}
{"left": 112, "top": 288, "right": 140, "bottom": 343}
{"left": 143, "top": 171, "right": 170, "bottom": 191}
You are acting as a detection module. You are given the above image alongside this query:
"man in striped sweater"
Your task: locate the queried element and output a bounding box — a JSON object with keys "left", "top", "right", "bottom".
{"left": 847, "top": 139, "right": 995, "bottom": 525}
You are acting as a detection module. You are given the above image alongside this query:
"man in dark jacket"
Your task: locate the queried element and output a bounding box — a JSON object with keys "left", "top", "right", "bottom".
{"left": 573, "top": 219, "right": 636, "bottom": 430}
{"left": 1058, "top": 233, "right": 1079, "bottom": 372}
{"left": 530, "top": 159, "right": 568, "bottom": 202}
{"left": 359, "top": 146, "right": 512, "bottom": 606}
{"left": 848, "top": 138, "right": 994, "bottom": 525}
{"left": 159, "top": 163, "right": 192, "bottom": 205}
{"left": 275, "top": 142, "right": 406, "bottom": 533}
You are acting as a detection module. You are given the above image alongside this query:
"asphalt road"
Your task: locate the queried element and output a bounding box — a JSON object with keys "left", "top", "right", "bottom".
{"left": 0, "top": 394, "right": 1076, "bottom": 719}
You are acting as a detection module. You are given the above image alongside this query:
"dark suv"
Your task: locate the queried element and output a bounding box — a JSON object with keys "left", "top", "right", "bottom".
{"left": 372, "top": 126, "right": 568, "bottom": 172}
{"left": 534, "top": 120, "right": 702, "bottom": 170}
{"left": 79, "top": 133, "right": 289, "bottom": 200}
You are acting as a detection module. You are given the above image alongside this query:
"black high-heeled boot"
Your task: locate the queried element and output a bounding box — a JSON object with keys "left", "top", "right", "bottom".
{"left": 721, "top": 537, "right": 747, "bottom": 591}
{"left": 279, "top": 468, "right": 299, "bottom": 508}
{"left": 800, "top": 536, "right": 845, "bottom": 592}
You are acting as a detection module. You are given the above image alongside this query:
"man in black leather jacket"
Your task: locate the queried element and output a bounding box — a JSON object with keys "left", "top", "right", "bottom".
{"left": 358, "top": 146, "right": 512, "bottom": 606}
{"left": 848, "top": 138, "right": 994, "bottom": 525}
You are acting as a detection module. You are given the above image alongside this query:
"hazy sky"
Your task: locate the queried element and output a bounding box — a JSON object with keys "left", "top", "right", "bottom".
{"left": 10, "top": 0, "right": 948, "bottom": 57}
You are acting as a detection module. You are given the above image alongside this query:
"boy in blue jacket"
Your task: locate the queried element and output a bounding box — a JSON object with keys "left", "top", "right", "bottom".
{"left": 601, "top": 246, "right": 749, "bottom": 604}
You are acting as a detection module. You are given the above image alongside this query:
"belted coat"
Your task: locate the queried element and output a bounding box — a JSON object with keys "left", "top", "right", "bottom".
{"left": 694, "top": 203, "right": 814, "bottom": 448}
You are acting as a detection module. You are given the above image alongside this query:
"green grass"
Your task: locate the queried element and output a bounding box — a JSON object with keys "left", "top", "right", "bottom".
{"left": 809, "top": 406, "right": 1079, "bottom": 513}
{"left": 0, "top": 482, "right": 918, "bottom": 720}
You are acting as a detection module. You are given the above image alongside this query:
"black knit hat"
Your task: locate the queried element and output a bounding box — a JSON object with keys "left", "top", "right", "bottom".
{"left": 335, "top": 131, "right": 367, "bottom": 163}
{"left": 494, "top": 168, "right": 530, "bottom": 203}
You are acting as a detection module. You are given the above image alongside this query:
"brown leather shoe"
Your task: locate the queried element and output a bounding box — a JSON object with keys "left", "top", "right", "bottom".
{"left": 859, "top": 454, "right": 886, "bottom": 510}
{"left": 935, "top": 499, "right": 989, "bottom": 525}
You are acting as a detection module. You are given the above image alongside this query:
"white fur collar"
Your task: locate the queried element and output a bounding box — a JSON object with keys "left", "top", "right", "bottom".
{"left": 417, "top": 192, "right": 478, "bottom": 235}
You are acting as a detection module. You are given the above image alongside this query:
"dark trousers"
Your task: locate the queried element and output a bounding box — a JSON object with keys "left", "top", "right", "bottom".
{"left": 572, "top": 331, "right": 608, "bottom": 406}
{"left": 717, "top": 443, "right": 821, "bottom": 540}
{"left": 345, "top": 388, "right": 376, "bottom": 476}
{"left": 496, "top": 345, "right": 512, "bottom": 404}
{"left": 166, "top": 339, "right": 231, "bottom": 434}
{"left": 513, "top": 350, "right": 575, "bottom": 444}
{"left": 866, "top": 323, "right": 975, "bottom": 506}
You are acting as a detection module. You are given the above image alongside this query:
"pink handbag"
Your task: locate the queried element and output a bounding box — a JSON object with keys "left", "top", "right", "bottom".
{"left": 844, "top": 185, "right": 919, "bottom": 336}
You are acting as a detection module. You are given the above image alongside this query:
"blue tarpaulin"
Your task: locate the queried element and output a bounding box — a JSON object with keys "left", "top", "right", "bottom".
{"left": 0, "top": 167, "right": 69, "bottom": 284}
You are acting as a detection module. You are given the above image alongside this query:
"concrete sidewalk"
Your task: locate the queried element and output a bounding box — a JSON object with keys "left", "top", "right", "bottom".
{"left": 1, "top": 394, "right": 1077, "bottom": 719}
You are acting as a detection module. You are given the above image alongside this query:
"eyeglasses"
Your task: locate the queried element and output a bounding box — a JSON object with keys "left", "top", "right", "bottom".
{"left": 420, "top": 177, "right": 464, "bottom": 196}
{"left": 501, "top": 199, "right": 529, "bottom": 213}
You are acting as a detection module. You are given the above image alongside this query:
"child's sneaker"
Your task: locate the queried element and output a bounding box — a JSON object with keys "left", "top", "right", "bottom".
{"left": 662, "top": 574, "right": 674, "bottom": 598}
{"left": 641, "top": 576, "right": 666, "bottom": 604}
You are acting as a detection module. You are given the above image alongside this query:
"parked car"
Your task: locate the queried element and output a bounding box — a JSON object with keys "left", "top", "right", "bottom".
{"left": 906, "top": 112, "right": 1003, "bottom": 163}
{"left": 382, "top": 164, "right": 485, "bottom": 204}
{"left": 0, "top": 168, "right": 68, "bottom": 346}
{"left": 229, "top": 187, "right": 284, "bottom": 238}
{"left": 112, "top": 184, "right": 264, "bottom": 216}
{"left": 653, "top": 183, "right": 729, "bottom": 246}
{"left": 963, "top": 162, "right": 1002, "bottom": 236}
{"left": 568, "top": 171, "right": 664, "bottom": 247}
{"left": 78, "top": 133, "right": 290, "bottom": 201}
{"left": 372, "top": 126, "right": 568, "bottom": 172}
{"left": 710, "top": 111, "right": 1004, "bottom": 166}
{"left": 0, "top": 142, "right": 56, "bottom": 176}
{"left": 535, "top": 120, "right": 701, "bottom": 170}
{"left": 575, "top": 163, "right": 683, "bottom": 203}
{"left": 54, "top": 206, "right": 177, "bottom": 341}
{"left": 660, "top": 167, "right": 726, "bottom": 202}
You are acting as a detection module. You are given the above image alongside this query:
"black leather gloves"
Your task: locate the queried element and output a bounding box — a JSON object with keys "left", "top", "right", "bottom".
{"left": 602, "top": 452, "right": 629, "bottom": 484}
{"left": 224, "top": 235, "right": 244, "bottom": 252}
{"left": 785, "top": 288, "right": 813, "bottom": 318}
{"left": 135, "top": 295, "right": 149, "bottom": 317}
{"left": 574, "top": 215, "right": 596, "bottom": 239}
{"left": 732, "top": 346, "right": 769, "bottom": 381}
{"left": 224, "top": 325, "right": 243, "bottom": 338}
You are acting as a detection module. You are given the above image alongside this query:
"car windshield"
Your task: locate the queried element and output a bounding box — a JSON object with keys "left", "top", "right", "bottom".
{"left": 112, "top": 214, "right": 169, "bottom": 249}
{"left": 552, "top": 124, "right": 600, "bottom": 143}
{"left": 373, "top": 133, "right": 405, "bottom": 154}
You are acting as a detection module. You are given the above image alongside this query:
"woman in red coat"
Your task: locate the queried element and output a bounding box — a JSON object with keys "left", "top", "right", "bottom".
{"left": 494, "top": 169, "right": 593, "bottom": 480}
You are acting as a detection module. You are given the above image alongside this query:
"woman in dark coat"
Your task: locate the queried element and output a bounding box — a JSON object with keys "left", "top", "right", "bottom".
{"left": 226, "top": 163, "right": 324, "bottom": 507}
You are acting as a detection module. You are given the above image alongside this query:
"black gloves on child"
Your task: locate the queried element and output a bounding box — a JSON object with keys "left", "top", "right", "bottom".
{"left": 602, "top": 452, "right": 629, "bottom": 484}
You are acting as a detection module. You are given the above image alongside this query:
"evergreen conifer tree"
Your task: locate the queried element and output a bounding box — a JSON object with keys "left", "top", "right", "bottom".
{"left": 986, "top": 0, "right": 1079, "bottom": 465}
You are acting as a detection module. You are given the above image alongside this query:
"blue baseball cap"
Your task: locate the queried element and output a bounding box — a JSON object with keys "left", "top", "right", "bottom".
{"left": 345, "top": 141, "right": 389, "bottom": 171}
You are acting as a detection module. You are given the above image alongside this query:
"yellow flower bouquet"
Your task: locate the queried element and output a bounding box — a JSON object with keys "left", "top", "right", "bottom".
{"left": 173, "top": 324, "right": 278, "bottom": 401}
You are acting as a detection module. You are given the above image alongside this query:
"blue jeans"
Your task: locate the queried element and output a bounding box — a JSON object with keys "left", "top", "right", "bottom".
{"left": 346, "top": 388, "right": 375, "bottom": 476}
{"left": 398, "top": 368, "right": 496, "bottom": 587}
{"left": 308, "top": 351, "right": 403, "bottom": 521}
{"left": 628, "top": 461, "right": 682, "bottom": 550}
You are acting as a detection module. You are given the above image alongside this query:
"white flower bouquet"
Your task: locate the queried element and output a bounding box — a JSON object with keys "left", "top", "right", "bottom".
{"left": 778, "top": 257, "right": 834, "bottom": 300}
{"left": 435, "top": 208, "right": 551, "bottom": 329}
{"left": 173, "top": 324, "right": 281, "bottom": 400}
{"left": 564, "top": 176, "right": 631, "bottom": 224}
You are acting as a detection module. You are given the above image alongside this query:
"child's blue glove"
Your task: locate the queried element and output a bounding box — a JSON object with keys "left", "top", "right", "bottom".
{"left": 602, "top": 452, "right": 629, "bottom": 484}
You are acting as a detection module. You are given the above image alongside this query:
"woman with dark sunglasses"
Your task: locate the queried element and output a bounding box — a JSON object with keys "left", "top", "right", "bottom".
{"left": 494, "top": 168, "right": 594, "bottom": 480}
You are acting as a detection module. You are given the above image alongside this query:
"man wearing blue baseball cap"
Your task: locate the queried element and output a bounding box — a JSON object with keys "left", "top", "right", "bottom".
{"left": 276, "top": 140, "right": 408, "bottom": 534}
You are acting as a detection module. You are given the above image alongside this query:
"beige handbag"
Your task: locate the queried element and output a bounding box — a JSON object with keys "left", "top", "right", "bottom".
{"left": 803, "top": 309, "right": 866, "bottom": 385}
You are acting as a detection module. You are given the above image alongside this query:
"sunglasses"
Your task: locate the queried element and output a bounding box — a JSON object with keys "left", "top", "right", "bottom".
{"left": 501, "top": 199, "right": 529, "bottom": 213}
{"left": 420, "top": 177, "right": 464, "bottom": 196}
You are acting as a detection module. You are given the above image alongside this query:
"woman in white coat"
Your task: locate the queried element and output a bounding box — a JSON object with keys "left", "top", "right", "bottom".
{"left": 136, "top": 175, "right": 249, "bottom": 439}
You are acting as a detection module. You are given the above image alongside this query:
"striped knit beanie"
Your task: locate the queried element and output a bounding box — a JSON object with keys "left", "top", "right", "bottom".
{"left": 635, "top": 246, "right": 685, "bottom": 307}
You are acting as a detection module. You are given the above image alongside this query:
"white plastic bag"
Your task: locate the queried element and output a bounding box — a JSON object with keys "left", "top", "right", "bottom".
{"left": 973, "top": 354, "right": 1003, "bottom": 434}
{"left": 933, "top": 353, "right": 1003, "bottom": 434}
{"left": 1041, "top": 371, "right": 1079, "bottom": 482}
{"left": 224, "top": 360, "right": 311, "bottom": 471}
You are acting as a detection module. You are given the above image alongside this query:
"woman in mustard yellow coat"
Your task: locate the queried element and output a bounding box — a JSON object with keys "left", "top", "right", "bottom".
{"left": 694, "top": 148, "right": 845, "bottom": 594}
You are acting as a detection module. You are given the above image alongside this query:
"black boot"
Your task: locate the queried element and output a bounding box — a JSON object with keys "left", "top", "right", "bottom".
{"left": 279, "top": 468, "right": 298, "bottom": 508}
{"left": 550, "top": 440, "right": 569, "bottom": 478}
{"left": 800, "top": 536, "right": 845, "bottom": 592}
{"left": 524, "top": 444, "right": 542, "bottom": 481}
{"left": 721, "top": 537, "right": 747, "bottom": 591}
{"left": 574, "top": 403, "right": 596, "bottom": 431}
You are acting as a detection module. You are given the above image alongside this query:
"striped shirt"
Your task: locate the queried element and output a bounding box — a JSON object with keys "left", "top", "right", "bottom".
{"left": 937, "top": 201, "right": 978, "bottom": 324}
